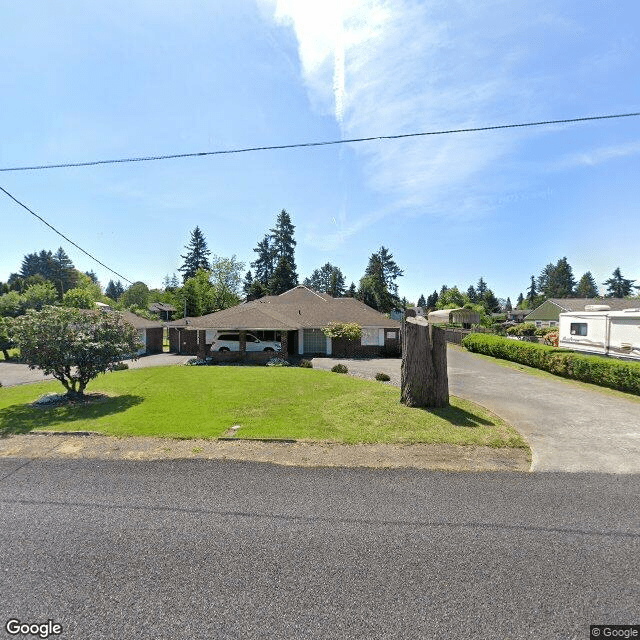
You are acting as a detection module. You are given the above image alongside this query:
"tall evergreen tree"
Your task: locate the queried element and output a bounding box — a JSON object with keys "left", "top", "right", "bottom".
{"left": 85, "top": 270, "right": 99, "bottom": 284}
{"left": 360, "top": 250, "right": 396, "bottom": 312}
{"left": 575, "top": 271, "right": 599, "bottom": 298}
{"left": 466, "top": 285, "right": 477, "bottom": 303}
{"left": 603, "top": 267, "right": 637, "bottom": 298}
{"left": 552, "top": 257, "right": 576, "bottom": 297}
{"left": 505, "top": 297, "right": 512, "bottom": 311}
{"left": 376, "top": 246, "right": 404, "bottom": 299}
{"left": 417, "top": 294, "right": 426, "bottom": 308}
{"left": 439, "top": 284, "right": 448, "bottom": 298}
{"left": 345, "top": 282, "right": 357, "bottom": 298}
{"left": 268, "top": 209, "right": 298, "bottom": 289}
{"left": 476, "top": 277, "right": 488, "bottom": 297}
{"left": 483, "top": 289, "right": 501, "bottom": 313}
{"left": 526, "top": 275, "right": 538, "bottom": 305}
{"left": 50, "top": 247, "right": 77, "bottom": 298}
{"left": 178, "top": 227, "right": 211, "bottom": 282}
{"left": 242, "top": 270, "right": 254, "bottom": 297}
{"left": 516, "top": 292, "right": 524, "bottom": 308}
{"left": 426, "top": 290, "right": 439, "bottom": 309}
{"left": 269, "top": 256, "right": 298, "bottom": 295}
{"left": 105, "top": 280, "right": 118, "bottom": 300}
{"left": 251, "top": 235, "right": 276, "bottom": 290}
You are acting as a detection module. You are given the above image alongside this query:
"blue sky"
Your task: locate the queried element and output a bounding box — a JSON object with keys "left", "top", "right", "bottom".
{"left": 1, "top": 0, "right": 639, "bottom": 304}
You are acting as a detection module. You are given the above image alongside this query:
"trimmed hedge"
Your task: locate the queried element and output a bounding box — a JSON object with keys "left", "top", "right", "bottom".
{"left": 462, "top": 333, "right": 640, "bottom": 395}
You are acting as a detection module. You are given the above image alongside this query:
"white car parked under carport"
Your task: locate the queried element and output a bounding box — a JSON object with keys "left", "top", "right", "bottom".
{"left": 209, "top": 332, "right": 281, "bottom": 353}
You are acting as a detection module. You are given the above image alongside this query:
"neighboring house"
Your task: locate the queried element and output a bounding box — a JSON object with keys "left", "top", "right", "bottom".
{"left": 118, "top": 310, "right": 164, "bottom": 355}
{"left": 167, "top": 285, "right": 401, "bottom": 357}
{"left": 524, "top": 298, "right": 640, "bottom": 328}
{"left": 149, "top": 302, "right": 176, "bottom": 322}
{"left": 506, "top": 309, "right": 527, "bottom": 323}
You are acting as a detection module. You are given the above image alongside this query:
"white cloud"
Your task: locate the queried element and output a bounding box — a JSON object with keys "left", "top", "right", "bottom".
{"left": 555, "top": 141, "right": 640, "bottom": 170}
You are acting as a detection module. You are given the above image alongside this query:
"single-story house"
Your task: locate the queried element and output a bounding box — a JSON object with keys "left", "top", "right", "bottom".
{"left": 167, "top": 285, "right": 401, "bottom": 358}
{"left": 149, "top": 302, "right": 176, "bottom": 322}
{"left": 506, "top": 309, "right": 527, "bottom": 323}
{"left": 524, "top": 298, "right": 640, "bottom": 328}
{"left": 117, "top": 310, "right": 164, "bottom": 355}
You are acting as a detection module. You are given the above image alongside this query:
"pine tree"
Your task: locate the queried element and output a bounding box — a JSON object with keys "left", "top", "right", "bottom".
{"left": 304, "top": 263, "right": 345, "bottom": 297}
{"left": 505, "top": 297, "right": 512, "bottom": 311}
{"left": 269, "top": 256, "right": 298, "bottom": 295}
{"left": 526, "top": 275, "right": 538, "bottom": 305}
{"left": 483, "top": 289, "right": 501, "bottom": 313}
{"left": 242, "top": 270, "right": 254, "bottom": 297}
{"left": 476, "top": 277, "right": 488, "bottom": 297}
{"left": 50, "top": 247, "right": 77, "bottom": 298}
{"left": 85, "top": 270, "right": 98, "bottom": 284}
{"left": 575, "top": 271, "right": 599, "bottom": 298}
{"left": 345, "top": 282, "right": 357, "bottom": 298}
{"left": 268, "top": 209, "right": 298, "bottom": 289}
{"left": 179, "top": 227, "right": 211, "bottom": 282}
{"left": 603, "top": 267, "right": 637, "bottom": 298}
{"left": 551, "top": 257, "right": 576, "bottom": 297}
{"left": 105, "top": 280, "right": 119, "bottom": 300}
{"left": 466, "top": 285, "right": 477, "bottom": 303}
{"left": 439, "top": 284, "right": 448, "bottom": 298}
{"left": 376, "top": 246, "right": 404, "bottom": 299}
{"left": 251, "top": 235, "right": 276, "bottom": 290}
{"left": 517, "top": 292, "right": 524, "bottom": 308}
{"left": 417, "top": 294, "right": 426, "bottom": 308}
{"left": 361, "top": 251, "right": 395, "bottom": 312}
{"left": 426, "top": 290, "right": 439, "bottom": 309}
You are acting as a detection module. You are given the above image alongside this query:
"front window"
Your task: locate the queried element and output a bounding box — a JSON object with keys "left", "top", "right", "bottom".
{"left": 570, "top": 323, "right": 587, "bottom": 336}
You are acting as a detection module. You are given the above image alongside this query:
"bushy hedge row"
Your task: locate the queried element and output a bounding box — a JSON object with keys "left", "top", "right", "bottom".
{"left": 462, "top": 333, "right": 640, "bottom": 395}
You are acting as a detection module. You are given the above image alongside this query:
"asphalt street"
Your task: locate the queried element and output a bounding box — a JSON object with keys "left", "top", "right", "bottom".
{"left": 1, "top": 458, "right": 638, "bottom": 639}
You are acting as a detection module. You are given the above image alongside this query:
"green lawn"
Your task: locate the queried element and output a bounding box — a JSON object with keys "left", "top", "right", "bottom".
{"left": 0, "top": 366, "right": 528, "bottom": 448}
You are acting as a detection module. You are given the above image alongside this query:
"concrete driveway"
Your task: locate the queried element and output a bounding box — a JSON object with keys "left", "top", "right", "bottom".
{"left": 310, "top": 348, "right": 640, "bottom": 474}
{"left": 0, "top": 352, "right": 193, "bottom": 388}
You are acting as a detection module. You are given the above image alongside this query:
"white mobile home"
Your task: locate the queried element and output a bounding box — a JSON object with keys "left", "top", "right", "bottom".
{"left": 558, "top": 306, "right": 640, "bottom": 361}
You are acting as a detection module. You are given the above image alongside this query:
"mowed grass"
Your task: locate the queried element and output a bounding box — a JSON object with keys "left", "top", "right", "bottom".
{"left": 0, "top": 366, "right": 527, "bottom": 448}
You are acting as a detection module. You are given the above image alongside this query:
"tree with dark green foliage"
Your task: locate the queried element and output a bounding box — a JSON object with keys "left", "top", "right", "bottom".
{"left": 250, "top": 235, "right": 276, "bottom": 293}
{"left": 375, "top": 246, "right": 403, "bottom": 299}
{"left": 466, "top": 285, "right": 477, "bottom": 303}
{"left": 516, "top": 292, "right": 524, "bottom": 308}
{"left": 426, "top": 290, "right": 439, "bottom": 309}
{"left": 575, "top": 271, "right": 599, "bottom": 298}
{"left": 359, "top": 249, "right": 398, "bottom": 312}
{"left": 269, "top": 255, "right": 298, "bottom": 295}
{"left": 417, "top": 294, "right": 426, "bottom": 308}
{"left": 483, "top": 289, "right": 501, "bottom": 313}
{"left": 242, "top": 270, "right": 254, "bottom": 297}
{"left": 179, "top": 227, "right": 211, "bottom": 282}
{"left": 105, "top": 280, "right": 125, "bottom": 301}
{"left": 435, "top": 287, "right": 465, "bottom": 309}
{"left": 603, "top": 267, "right": 637, "bottom": 298}
{"left": 84, "top": 270, "right": 99, "bottom": 284}
{"left": 304, "top": 263, "right": 346, "bottom": 297}
{"left": 537, "top": 257, "right": 576, "bottom": 298}
{"left": 345, "top": 282, "right": 357, "bottom": 298}
{"left": 439, "top": 284, "right": 448, "bottom": 298}
{"left": 120, "top": 282, "right": 150, "bottom": 309}
{"left": 505, "top": 297, "right": 512, "bottom": 311}
{"left": 527, "top": 275, "right": 538, "bottom": 306}
{"left": 476, "top": 277, "right": 488, "bottom": 298}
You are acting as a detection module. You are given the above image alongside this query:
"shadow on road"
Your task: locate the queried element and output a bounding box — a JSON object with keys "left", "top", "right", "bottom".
{"left": 0, "top": 394, "right": 144, "bottom": 437}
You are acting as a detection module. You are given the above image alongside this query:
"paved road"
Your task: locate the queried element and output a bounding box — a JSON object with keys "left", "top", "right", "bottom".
{"left": 0, "top": 353, "right": 193, "bottom": 387}
{"left": 311, "top": 349, "right": 640, "bottom": 474}
{"left": 0, "top": 459, "right": 637, "bottom": 639}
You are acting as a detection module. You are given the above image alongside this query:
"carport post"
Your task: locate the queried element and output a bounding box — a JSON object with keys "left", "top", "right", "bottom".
{"left": 239, "top": 330, "right": 246, "bottom": 356}
{"left": 198, "top": 330, "right": 206, "bottom": 360}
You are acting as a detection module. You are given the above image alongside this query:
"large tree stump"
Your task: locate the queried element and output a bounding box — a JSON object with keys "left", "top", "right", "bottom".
{"left": 401, "top": 316, "right": 449, "bottom": 408}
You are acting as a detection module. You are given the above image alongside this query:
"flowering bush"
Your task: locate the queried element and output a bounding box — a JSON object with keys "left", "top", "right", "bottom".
{"left": 322, "top": 322, "right": 362, "bottom": 340}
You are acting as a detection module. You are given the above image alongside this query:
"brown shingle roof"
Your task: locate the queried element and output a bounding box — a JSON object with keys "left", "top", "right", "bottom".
{"left": 179, "top": 285, "right": 400, "bottom": 330}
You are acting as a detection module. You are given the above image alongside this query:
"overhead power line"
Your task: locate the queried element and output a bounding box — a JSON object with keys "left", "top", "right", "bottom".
{"left": 0, "top": 185, "right": 134, "bottom": 285}
{"left": 1, "top": 111, "right": 638, "bottom": 173}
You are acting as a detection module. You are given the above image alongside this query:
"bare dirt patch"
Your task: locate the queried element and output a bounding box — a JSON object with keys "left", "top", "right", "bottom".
{"left": 0, "top": 433, "right": 530, "bottom": 472}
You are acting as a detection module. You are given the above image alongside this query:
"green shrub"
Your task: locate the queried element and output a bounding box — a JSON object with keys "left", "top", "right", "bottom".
{"left": 462, "top": 333, "right": 640, "bottom": 394}
{"left": 299, "top": 359, "right": 313, "bottom": 368}
{"left": 331, "top": 364, "right": 348, "bottom": 374}
{"left": 375, "top": 372, "right": 391, "bottom": 381}
{"left": 507, "top": 322, "right": 536, "bottom": 336}
{"left": 322, "top": 322, "right": 362, "bottom": 340}
{"left": 111, "top": 361, "right": 129, "bottom": 371}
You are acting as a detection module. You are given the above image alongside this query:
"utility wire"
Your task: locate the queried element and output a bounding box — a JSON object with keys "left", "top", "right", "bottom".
{"left": 1, "top": 111, "right": 639, "bottom": 173}
{"left": 0, "top": 184, "right": 134, "bottom": 285}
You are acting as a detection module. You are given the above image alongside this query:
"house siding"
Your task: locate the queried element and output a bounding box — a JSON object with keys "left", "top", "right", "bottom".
{"left": 168, "top": 327, "right": 198, "bottom": 355}
{"left": 145, "top": 328, "right": 164, "bottom": 354}
{"left": 331, "top": 328, "right": 400, "bottom": 357}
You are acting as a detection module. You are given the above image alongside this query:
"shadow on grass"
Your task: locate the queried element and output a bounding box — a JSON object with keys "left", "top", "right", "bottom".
{"left": 423, "top": 403, "right": 494, "bottom": 428}
{"left": 0, "top": 394, "right": 144, "bottom": 437}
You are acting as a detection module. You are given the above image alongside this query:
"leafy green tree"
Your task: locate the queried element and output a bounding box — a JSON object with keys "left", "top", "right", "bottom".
{"left": 22, "top": 282, "right": 57, "bottom": 311}
{"left": 483, "top": 289, "right": 501, "bottom": 313}
{"left": 575, "top": 272, "right": 599, "bottom": 298}
{"left": 436, "top": 287, "right": 465, "bottom": 309}
{"left": 516, "top": 292, "right": 524, "bottom": 308}
{"left": 466, "top": 285, "right": 477, "bottom": 303}
{"left": 120, "top": 282, "right": 150, "bottom": 309}
{"left": 439, "top": 284, "right": 448, "bottom": 298}
{"left": 357, "top": 274, "right": 391, "bottom": 312}
{"left": 603, "top": 267, "right": 637, "bottom": 298}
{"left": 210, "top": 255, "right": 244, "bottom": 310}
{"left": 505, "top": 297, "right": 513, "bottom": 311}
{"left": 304, "top": 263, "right": 346, "bottom": 297}
{"left": 50, "top": 247, "right": 77, "bottom": 299}
{"left": 345, "top": 282, "right": 357, "bottom": 298}
{"left": 179, "top": 227, "right": 211, "bottom": 282}
{"left": 84, "top": 270, "right": 99, "bottom": 284}
{"left": 62, "top": 288, "right": 95, "bottom": 309}
{"left": 426, "top": 290, "right": 439, "bottom": 309}
{"left": 0, "top": 291, "right": 24, "bottom": 317}
{"left": 0, "top": 316, "right": 15, "bottom": 360}
{"left": 476, "top": 277, "right": 488, "bottom": 298}
{"left": 105, "top": 280, "right": 125, "bottom": 301}
{"left": 537, "top": 257, "right": 576, "bottom": 298}
{"left": 10, "top": 307, "right": 142, "bottom": 398}
{"left": 180, "top": 269, "right": 214, "bottom": 317}
{"left": 417, "top": 294, "right": 426, "bottom": 308}
{"left": 242, "top": 270, "right": 254, "bottom": 297}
